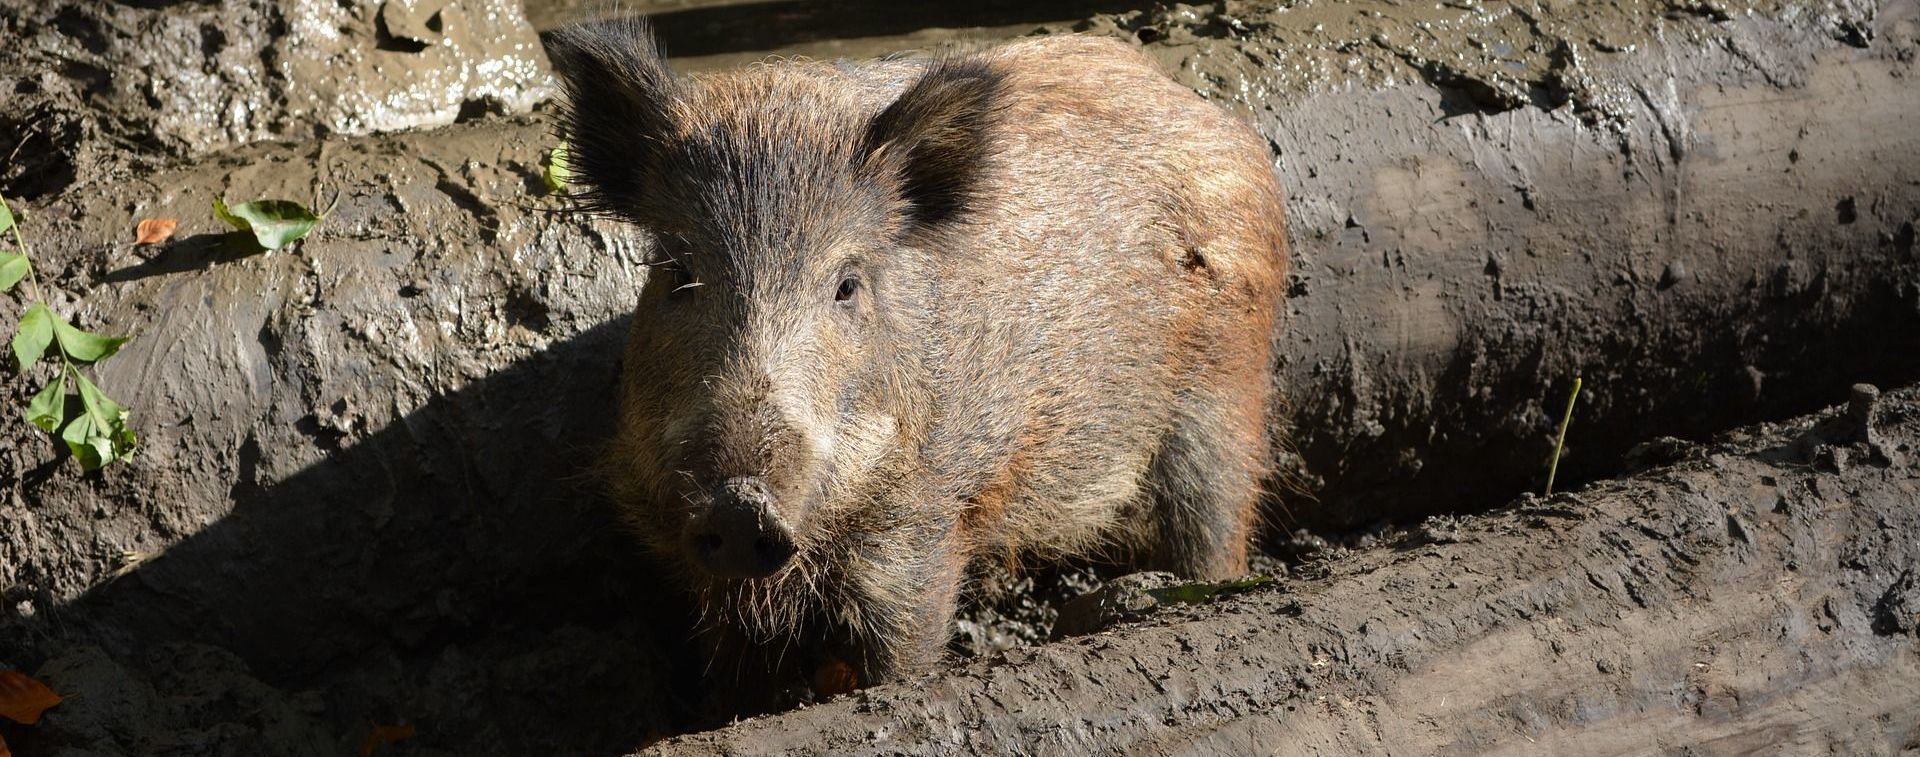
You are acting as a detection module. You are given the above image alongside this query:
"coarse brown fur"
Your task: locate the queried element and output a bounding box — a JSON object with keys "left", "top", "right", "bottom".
{"left": 550, "top": 20, "right": 1288, "bottom": 710}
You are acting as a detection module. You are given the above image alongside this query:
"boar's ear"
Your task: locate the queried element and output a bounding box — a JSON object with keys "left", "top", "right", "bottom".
{"left": 546, "top": 20, "right": 681, "bottom": 222}
{"left": 864, "top": 56, "right": 1007, "bottom": 228}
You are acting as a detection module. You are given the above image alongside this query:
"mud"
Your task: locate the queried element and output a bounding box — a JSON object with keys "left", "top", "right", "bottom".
{"left": 523, "top": 0, "right": 1151, "bottom": 71}
{"left": 0, "top": 0, "right": 551, "bottom": 200}
{"left": 658, "top": 383, "right": 1920, "bottom": 755}
{"left": 1, "top": 1, "right": 1917, "bottom": 754}
{"left": 1099, "top": 0, "right": 1920, "bottom": 524}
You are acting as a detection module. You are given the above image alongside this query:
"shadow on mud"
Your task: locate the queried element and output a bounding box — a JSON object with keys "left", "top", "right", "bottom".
{"left": 101, "top": 234, "right": 269, "bottom": 283}
{"left": 634, "top": 0, "right": 1147, "bottom": 56}
{"left": 13, "top": 316, "right": 709, "bottom": 756}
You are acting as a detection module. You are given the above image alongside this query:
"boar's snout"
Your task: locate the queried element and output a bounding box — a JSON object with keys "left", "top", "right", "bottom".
{"left": 684, "top": 476, "right": 797, "bottom": 579}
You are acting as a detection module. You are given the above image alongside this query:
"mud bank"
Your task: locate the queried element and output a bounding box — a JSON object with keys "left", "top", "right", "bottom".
{"left": 0, "top": 1, "right": 1917, "bottom": 754}
{"left": 656, "top": 384, "right": 1920, "bottom": 755}
{"left": 0, "top": 0, "right": 551, "bottom": 200}
{"left": 1151, "top": 0, "right": 1920, "bottom": 522}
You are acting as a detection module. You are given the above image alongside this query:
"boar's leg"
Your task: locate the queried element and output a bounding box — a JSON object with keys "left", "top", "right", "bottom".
{"left": 841, "top": 519, "right": 968, "bottom": 686}
{"left": 1143, "top": 384, "right": 1265, "bottom": 579}
{"left": 700, "top": 620, "right": 813, "bottom": 717}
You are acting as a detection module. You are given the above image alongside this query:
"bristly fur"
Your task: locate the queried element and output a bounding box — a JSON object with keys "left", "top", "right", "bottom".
{"left": 546, "top": 18, "right": 681, "bottom": 224}
{"left": 564, "top": 28, "right": 1291, "bottom": 712}
{"left": 863, "top": 56, "right": 1009, "bottom": 228}
{"left": 549, "top": 20, "right": 1009, "bottom": 242}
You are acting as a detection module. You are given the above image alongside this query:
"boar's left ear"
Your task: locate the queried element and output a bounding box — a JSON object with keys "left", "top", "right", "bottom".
{"left": 546, "top": 19, "right": 682, "bottom": 222}
{"left": 864, "top": 56, "right": 1007, "bottom": 228}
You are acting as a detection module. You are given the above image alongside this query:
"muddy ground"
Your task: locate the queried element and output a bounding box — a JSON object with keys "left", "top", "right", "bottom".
{"left": 0, "top": 0, "right": 1917, "bottom": 754}
{"left": 661, "top": 384, "right": 1920, "bottom": 755}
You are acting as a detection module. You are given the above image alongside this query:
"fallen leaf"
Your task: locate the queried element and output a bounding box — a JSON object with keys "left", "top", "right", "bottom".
{"left": 812, "top": 657, "right": 858, "bottom": 699}
{"left": 543, "top": 142, "right": 570, "bottom": 195}
{"left": 0, "top": 670, "right": 62, "bottom": 725}
{"left": 359, "top": 723, "right": 416, "bottom": 757}
{"left": 213, "top": 197, "right": 321, "bottom": 251}
{"left": 133, "top": 218, "right": 177, "bottom": 245}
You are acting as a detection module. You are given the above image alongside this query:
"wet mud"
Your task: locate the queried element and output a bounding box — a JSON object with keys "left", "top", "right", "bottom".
{"left": 660, "top": 383, "right": 1920, "bottom": 755}
{"left": 0, "top": 0, "right": 551, "bottom": 200}
{"left": 1, "top": 0, "right": 1916, "bottom": 754}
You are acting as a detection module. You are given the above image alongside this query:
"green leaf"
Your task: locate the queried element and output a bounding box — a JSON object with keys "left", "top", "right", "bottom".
{"left": 60, "top": 411, "right": 110, "bottom": 470}
{"left": 0, "top": 197, "right": 14, "bottom": 236}
{"left": 543, "top": 143, "right": 571, "bottom": 195}
{"left": 0, "top": 251, "right": 26, "bottom": 291}
{"left": 25, "top": 372, "right": 67, "bottom": 432}
{"left": 51, "top": 315, "right": 129, "bottom": 363}
{"left": 64, "top": 369, "right": 136, "bottom": 470}
{"left": 12, "top": 302, "right": 53, "bottom": 370}
{"left": 214, "top": 197, "right": 321, "bottom": 250}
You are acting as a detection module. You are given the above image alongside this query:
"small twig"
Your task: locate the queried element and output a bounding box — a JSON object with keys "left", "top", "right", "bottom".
{"left": 1545, "top": 376, "right": 1583, "bottom": 496}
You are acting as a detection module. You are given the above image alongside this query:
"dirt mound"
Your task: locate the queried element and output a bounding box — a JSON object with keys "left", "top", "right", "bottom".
{"left": 0, "top": 0, "right": 551, "bottom": 200}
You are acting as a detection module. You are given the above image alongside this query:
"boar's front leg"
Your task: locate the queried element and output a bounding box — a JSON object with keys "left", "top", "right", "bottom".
{"left": 701, "top": 620, "right": 813, "bottom": 717}
{"left": 835, "top": 515, "right": 967, "bottom": 688}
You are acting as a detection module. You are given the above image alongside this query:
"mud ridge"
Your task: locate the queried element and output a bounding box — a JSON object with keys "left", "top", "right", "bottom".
{"left": 654, "top": 383, "right": 1920, "bottom": 755}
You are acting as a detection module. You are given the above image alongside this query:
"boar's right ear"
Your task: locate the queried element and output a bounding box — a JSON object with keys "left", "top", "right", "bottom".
{"left": 864, "top": 56, "right": 1007, "bottom": 229}
{"left": 546, "top": 20, "right": 681, "bottom": 222}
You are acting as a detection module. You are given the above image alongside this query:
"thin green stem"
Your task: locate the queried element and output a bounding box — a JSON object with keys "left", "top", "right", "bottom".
{"left": 4, "top": 195, "right": 65, "bottom": 382}
{"left": 1, "top": 194, "right": 45, "bottom": 303}
{"left": 1545, "top": 377, "right": 1583, "bottom": 496}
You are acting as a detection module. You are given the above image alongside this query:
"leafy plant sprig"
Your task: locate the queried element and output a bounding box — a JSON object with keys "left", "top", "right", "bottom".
{"left": 2, "top": 195, "right": 137, "bottom": 470}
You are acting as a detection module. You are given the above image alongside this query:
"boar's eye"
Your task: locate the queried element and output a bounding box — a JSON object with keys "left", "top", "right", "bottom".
{"left": 834, "top": 274, "right": 861, "bottom": 304}
{"left": 657, "top": 263, "right": 698, "bottom": 297}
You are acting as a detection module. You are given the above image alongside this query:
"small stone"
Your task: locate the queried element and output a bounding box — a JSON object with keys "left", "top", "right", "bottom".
{"left": 1742, "top": 365, "right": 1766, "bottom": 402}
{"left": 1848, "top": 383, "right": 1880, "bottom": 435}
{"left": 1658, "top": 260, "right": 1688, "bottom": 289}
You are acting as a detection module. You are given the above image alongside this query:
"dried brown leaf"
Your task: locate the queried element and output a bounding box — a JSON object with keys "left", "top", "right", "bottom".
{"left": 359, "top": 723, "right": 416, "bottom": 757}
{"left": 812, "top": 657, "right": 858, "bottom": 699}
{"left": 0, "top": 670, "right": 61, "bottom": 725}
{"left": 134, "top": 218, "right": 177, "bottom": 246}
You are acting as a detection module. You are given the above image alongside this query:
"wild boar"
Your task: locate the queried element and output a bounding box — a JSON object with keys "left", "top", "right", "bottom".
{"left": 549, "top": 21, "right": 1288, "bottom": 706}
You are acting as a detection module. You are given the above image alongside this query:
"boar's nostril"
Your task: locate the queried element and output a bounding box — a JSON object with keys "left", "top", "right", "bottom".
{"left": 684, "top": 476, "right": 796, "bottom": 579}
{"left": 753, "top": 532, "right": 796, "bottom": 573}
{"left": 691, "top": 532, "right": 723, "bottom": 558}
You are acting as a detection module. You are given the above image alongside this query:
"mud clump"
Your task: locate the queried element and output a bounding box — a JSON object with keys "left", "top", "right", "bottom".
{"left": 0, "top": 0, "right": 551, "bottom": 199}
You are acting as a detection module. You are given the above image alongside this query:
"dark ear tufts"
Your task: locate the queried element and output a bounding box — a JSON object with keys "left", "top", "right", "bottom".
{"left": 546, "top": 19, "right": 681, "bottom": 221}
{"left": 864, "top": 56, "right": 1007, "bottom": 228}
